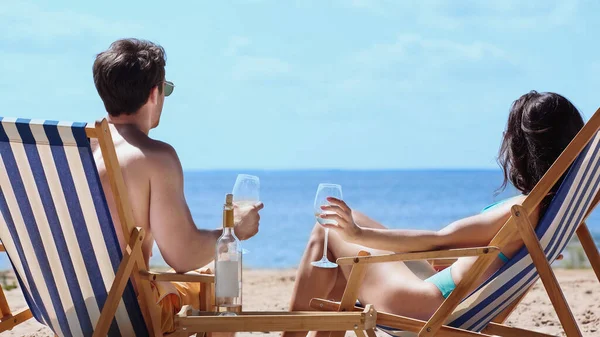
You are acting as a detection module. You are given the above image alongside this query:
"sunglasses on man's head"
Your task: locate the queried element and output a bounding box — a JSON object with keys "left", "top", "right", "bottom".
{"left": 163, "top": 81, "right": 175, "bottom": 97}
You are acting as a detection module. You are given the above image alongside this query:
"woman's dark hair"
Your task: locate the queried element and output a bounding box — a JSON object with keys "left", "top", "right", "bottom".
{"left": 93, "top": 38, "right": 166, "bottom": 117}
{"left": 497, "top": 91, "right": 584, "bottom": 205}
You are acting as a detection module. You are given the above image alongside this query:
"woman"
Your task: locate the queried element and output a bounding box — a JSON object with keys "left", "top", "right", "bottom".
{"left": 283, "top": 91, "right": 585, "bottom": 337}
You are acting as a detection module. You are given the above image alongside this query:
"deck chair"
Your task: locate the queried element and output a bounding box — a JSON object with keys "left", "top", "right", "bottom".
{"left": 311, "top": 107, "right": 600, "bottom": 337}
{"left": 0, "top": 117, "right": 377, "bottom": 337}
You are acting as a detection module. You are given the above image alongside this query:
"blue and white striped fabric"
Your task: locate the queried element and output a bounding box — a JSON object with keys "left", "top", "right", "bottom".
{"left": 381, "top": 132, "right": 600, "bottom": 336}
{"left": 0, "top": 117, "right": 148, "bottom": 337}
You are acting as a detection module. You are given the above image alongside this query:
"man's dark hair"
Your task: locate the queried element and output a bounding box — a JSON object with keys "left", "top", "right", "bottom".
{"left": 93, "top": 38, "right": 166, "bottom": 116}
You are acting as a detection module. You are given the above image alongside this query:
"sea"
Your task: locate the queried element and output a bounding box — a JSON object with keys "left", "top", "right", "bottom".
{"left": 156, "top": 170, "right": 600, "bottom": 269}
{"left": 1, "top": 170, "right": 599, "bottom": 270}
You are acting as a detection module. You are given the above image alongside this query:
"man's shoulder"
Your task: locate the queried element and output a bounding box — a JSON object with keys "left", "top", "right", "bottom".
{"left": 138, "top": 138, "right": 182, "bottom": 172}
{"left": 114, "top": 132, "right": 181, "bottom": 173}
{"left": 140, "top": 137, "right": 177, "bottom": 157}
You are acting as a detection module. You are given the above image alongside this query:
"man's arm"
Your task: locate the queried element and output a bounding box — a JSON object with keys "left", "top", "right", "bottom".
{"left": 148, "top": 143, "right": 261, "bottom": 273}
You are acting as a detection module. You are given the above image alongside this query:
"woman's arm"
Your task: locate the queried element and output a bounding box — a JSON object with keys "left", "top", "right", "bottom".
{"left": 320, "top": 197, "right": 517, "bottom": 253}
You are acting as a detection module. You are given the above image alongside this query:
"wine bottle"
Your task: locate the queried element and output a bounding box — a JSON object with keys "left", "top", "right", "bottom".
{"left": 215, "top": 193, "right": 242, "bottom": 315}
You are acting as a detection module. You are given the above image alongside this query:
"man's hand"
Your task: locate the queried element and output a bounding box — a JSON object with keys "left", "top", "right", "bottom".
{"left": 234, "top": 202, "right": 264, "bottom": 240}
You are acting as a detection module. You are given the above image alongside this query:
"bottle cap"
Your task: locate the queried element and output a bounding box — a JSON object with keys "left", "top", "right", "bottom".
{"left": 224, "top": 193, "right": 234, "bottom": 228}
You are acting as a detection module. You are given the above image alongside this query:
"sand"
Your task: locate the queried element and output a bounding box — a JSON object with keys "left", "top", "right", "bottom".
{"left": 0, "top": 269, "right": 598, "bottom": 337}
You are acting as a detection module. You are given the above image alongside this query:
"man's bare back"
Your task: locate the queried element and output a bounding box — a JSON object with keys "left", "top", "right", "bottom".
{"left": 92, "top": 124, "right": 169, "bottom": 267}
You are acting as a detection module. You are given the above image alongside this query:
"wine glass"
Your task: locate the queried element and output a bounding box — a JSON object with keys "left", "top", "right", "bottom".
{"left": 311, "top": 183, "right": 342, "bottom": 268}
{"left": 232, "top": 174, "right": 260, "bottom": 254}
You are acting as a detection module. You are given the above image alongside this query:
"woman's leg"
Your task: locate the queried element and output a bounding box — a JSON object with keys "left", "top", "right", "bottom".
{"left": 287, "top": 211, "right": 389, "bottom": 312}
{"left": 325, "top": 228, "right": 442, "bottom": 315}
{"left": 284, "top": 213, "right": 443, "bottom": 337}
{"left": 288, "top": 221, "right": 339, "bottom": 312}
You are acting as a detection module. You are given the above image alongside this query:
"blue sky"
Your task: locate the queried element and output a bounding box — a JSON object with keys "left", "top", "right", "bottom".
{"left": 1, "top": 0, "right": 598, "bottom": 170}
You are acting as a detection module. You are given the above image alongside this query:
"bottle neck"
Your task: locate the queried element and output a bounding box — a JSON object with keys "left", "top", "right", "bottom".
{"left": 223, "top": 227, "right": 234, "bottom": 235}
{"left": 223, "top": 205, "right": 234, "bottom": 229}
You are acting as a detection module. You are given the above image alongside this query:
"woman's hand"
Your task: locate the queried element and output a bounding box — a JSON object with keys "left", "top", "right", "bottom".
{"left": 319, "top": 197, "right": 362, "bottom": 242}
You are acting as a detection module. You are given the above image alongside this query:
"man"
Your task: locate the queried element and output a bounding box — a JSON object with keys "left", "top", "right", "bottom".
{"left": 91, "top": 38, "right": 263, "bottom": 334}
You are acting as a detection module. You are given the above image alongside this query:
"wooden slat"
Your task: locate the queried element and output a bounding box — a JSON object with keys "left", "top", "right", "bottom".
{"left": 175, "top": 310, "right": 374, "bottom": 332}
{"left": 419, "top": 215, "right": 529, "bottom": 337}
{"left": 95, "top": 119, "right": 162, "bottom": 337}
{"left": 140, "top": 271, "right": 214, "bottom": 284}
{"left": 330, "top": 251, "right": 371, "bottom": 337}
{"left": 418, "top": 236, "right": 511, "bottom": 337}
{"left": 365, "top": 328, "right": 377, "bottom": 337}
{"left": 430, "top": 258, "right": 456, "bottom": 270}
{"left": 0, "top": 309, "right": 33, "bottom": 333}
{"left": 85, "top": 125, "right": 97, "bottom": 138}
{"left": 362, "top": 305, "right": 376, "bottom": 330}
{"left": 337, "top": 247, "right": 498, "bottom": 266}
{"left": 354, "top": 329, "right": 366, "bottom": 337}
{"left": 198, "top": 282, "right": 214, "bottom": 337}
{"left": 95, "top": 119, "right": 136, "bottom": 243}
{"left": 512, "top": 205, "right": 582, "bottom": 337}
{"left": 576, "top": 223, "right": 600, "bottom": 283}
{"left": 310, "top": 299, "right": 486, "bottom": 337}
{"left": 490, "top": 248, "right": 562, "bottom": 324}
{"left": 482, "top": 322, "right": 555, "bottom": 337}
{"left": 0, "top": 283, "right": 12, "bottom": 318}
{"left": 203, "top": 281, "right": 215, "bottom": 313}
{"left": 134, "top": 252, "right": 162, "bottom": 337}
{"left": 93, "top": 228, "right": 144, "bottom": 337}
{"left": 339, "top": 251, "right": 370, "bottom": 310}
{"left": 199, "top": 284, "right": 209, "bottom": 312}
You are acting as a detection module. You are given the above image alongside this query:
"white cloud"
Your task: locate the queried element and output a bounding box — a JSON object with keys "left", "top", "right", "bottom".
{"left": 345, "top": 33, "right": 517, "bottom": 95}
{"left": 225, "top": 35, "right": 291, "bottom": 81}
{"left": 0, "top": 1, "right": 142, "bottom": 43}
{"left": 353, "top": 34, "right": 512, "bottom": 68}
{"left": 345, "top": 0, "right": 390, "bottom": 15}
{"left": 342, "top": 0, "right": 579, "bottom": 31}
{"left": 427, "top": 0, "right": 579, "bottom": 30}
{"left": 231, "top": 56, "right": 291, "bottom": 81}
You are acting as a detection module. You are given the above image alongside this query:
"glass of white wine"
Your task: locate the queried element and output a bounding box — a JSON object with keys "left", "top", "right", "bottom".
{"left": 232, "top": 174, "right": 260, "bottom": 254}
{"left": 312, "top": 183, "right": 342, "bottom": 269}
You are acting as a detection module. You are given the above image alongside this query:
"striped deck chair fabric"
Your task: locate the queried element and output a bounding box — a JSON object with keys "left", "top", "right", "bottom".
{"left": 380, "top": 131, "right": 600, "bottom": 336}
{"left": 0, "top": 117, "right": 148, "bottom": 336}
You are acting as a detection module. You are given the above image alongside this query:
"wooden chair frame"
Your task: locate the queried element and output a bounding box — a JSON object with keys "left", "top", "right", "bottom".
{"left": 0, "top": 243, "right": 34, "bottom": 332}
{"left": 0, "top": 118, "right": 378, "bottom": 336}
{"left": 311, "top": 107, "right": 600, "bottom": 337}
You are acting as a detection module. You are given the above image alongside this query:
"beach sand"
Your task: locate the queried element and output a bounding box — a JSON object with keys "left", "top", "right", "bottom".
{"left": 0, "top": 269, "right": 598, "bottom": 336}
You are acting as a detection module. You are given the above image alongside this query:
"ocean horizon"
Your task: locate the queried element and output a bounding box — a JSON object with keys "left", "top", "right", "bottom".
{"left": 1, "top": 169, "right": 598, "bottom": 270}
{"left": 160, "top": 169, "right": 600, "bottom": 269}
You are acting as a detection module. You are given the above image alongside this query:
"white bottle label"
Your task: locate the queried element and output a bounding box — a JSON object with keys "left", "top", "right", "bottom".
{"left": 216, "top": 260, "right": 240, "bottom": 297}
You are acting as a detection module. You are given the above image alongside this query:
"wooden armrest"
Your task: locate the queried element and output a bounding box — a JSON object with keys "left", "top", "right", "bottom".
{"left": 336, "top": 246, "right": 499, "bottom": 265}
{"left": 139, "top": 270, "right": 215, "bottom": 283}
{"left": 310, "top": 299, "right": 482, "bottom": 336}
{"left": 430, "top": 258, "right": 458, "bottom": 271}
{"left": 174, "top": 305, "right": 377, "bottom": 332}
{"left": 0, "top": 244, "right": 5, "bottom": 252}
{"left": 0, "top": 309, "right": 33, "bottom": 331}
